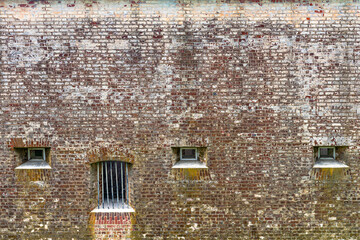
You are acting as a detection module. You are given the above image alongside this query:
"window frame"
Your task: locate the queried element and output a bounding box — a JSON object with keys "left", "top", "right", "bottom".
{"left": 27, "top": 148, "right": 46, "bottom": 161}
{"left": 180, "top": 147, "right": 198, "bottom": 161}
{"left": 318, "top": 147, "right": 335, "bottom": 159}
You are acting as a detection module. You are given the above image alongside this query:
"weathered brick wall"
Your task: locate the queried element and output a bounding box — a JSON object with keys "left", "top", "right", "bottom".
{"left": 1, "top": 0, "right": 360, "bottom": 239}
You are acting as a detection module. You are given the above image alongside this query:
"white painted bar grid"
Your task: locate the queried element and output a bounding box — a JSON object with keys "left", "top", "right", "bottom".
{"left": 97, "top": 161, "right": 130, "bottom": 210}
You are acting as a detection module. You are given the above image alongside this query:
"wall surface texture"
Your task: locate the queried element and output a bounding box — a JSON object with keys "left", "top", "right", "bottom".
{"left": 0, "top": 0, "right": 359, "bottom": 239}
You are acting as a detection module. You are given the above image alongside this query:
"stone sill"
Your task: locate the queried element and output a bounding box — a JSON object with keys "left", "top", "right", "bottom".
{"left": 15, "top": 160, "right": 51, "bottom": 170}
{"left": 91, "top": 206, "right": 135, "bottom": 213}
{"left": 172, "top": 160, "right": 208, "bottom": 169}
{"left": 313, "top": 158, "right": 349, "bottom": 169}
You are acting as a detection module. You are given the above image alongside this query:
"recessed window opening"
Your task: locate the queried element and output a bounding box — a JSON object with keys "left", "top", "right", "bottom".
{"left": 311, "top": 146, "right": 350, "bottom": 180}
{"left": 180, "top": 148, "right": 198, "bottom": 161}
{"left": 96, "top": 161, "right": 130, "bottom": 210}
{"left": 15, "top": 147, "right": 51, "bottom": 170}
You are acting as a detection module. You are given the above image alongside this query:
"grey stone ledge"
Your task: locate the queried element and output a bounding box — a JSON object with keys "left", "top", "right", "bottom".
{"left": 172, "top": 160, "right": 208, "bottom": 169}
{"left": 15, "top": 160, "right": 51, "bottom": 170}
{"left": 313, "top": 158, "right": 349, "bottom": 169}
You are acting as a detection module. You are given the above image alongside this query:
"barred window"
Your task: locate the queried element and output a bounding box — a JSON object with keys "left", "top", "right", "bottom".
{"left": 95, "top": 161, "right": 131, "bottom": 210}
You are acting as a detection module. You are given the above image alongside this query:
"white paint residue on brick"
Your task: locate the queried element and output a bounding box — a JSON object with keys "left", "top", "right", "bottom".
{"left": 77, "top": 40, "right": 99, "bottom": 50}
{"left": 7, "top": 36, "right": 49, "bottom": 67}
{"left": 108, "top": 39, "right": 130, "bottom": 49}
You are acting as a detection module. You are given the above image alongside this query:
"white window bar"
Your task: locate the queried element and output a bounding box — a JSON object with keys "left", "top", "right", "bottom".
{"left": 105, "top": 162, "right": 109, "bottom": 208}
{"left": 115, "top": 161, "right": 119, "bottom": 208}
{"left": 110, "top": 161, "right": 114, "bottom": 209}
{"left": 97, "top": 162, "right": 100, "bottom": 209}
{"left": 126, "top": 162, "right": 129, "bottom": 207}
{"left": 121, "top": 162, "right": 124, "bottom": 208}
{"left": 101, "top": 162, "right": 104, "bottom": 209}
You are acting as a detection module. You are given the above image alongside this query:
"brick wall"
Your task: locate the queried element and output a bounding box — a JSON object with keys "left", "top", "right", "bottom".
{"left": 90, "top": 212, "right": 132, "bottom": 239}
{"left": 0, "top": 0, "right": 359, "bottom": 239}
